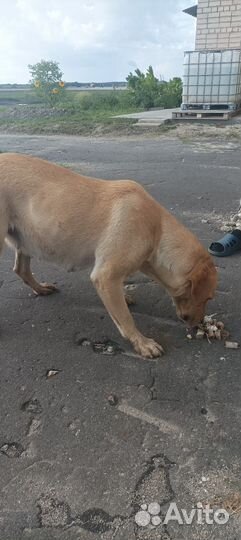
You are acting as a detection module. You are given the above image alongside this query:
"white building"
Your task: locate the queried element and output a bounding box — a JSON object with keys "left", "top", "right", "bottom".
{"left": 182, "top": 0, "right": 241, "bottom": 110}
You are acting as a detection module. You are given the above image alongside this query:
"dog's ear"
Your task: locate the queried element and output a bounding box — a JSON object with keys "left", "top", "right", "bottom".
{"left": 190, "top": 261, "right": 217, "bottom": 301}
{"left": 171, "top": 260, "right": 217, "bottom": 300}
{"left": 190, "top": 264, "right": 207, "bottom": 300}
{"left": 172, "top": 281, "right": 191, "bottom": 298}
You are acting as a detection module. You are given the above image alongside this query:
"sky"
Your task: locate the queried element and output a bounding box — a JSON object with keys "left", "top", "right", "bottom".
{"left": 0, "top": 0, "right": 196, "bottom": 84}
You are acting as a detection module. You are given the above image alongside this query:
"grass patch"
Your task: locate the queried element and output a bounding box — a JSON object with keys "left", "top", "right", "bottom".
{"left": 0, "top": 89, "right": 143, "bottom": 136}
{"left": 0, "top": 111, "right": 138, "bottom": 136}
{"left": 157, "top": 123, "right": 177, "bottom": 134}
{"left": 0, "top": 89, "right": 40, "bottom": 105}
{"left": 227, "top": 127, "right": 241, "bottom": 139}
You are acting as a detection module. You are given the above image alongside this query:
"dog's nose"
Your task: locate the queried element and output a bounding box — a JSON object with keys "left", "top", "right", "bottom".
{"left": 182, "top": 314, "right": 190, "bottom": 322}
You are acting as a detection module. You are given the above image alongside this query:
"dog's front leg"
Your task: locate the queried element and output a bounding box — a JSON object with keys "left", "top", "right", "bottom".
{"left": 91, "top": 266, "right": 164, "bottom": 359}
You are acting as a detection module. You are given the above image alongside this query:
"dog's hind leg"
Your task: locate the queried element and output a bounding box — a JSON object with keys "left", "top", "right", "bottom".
{"left": 0, "top": 210, "right": 8, "bottom": 260}
{"left": 14, "top": 251, "right": 59, "bottom": 296}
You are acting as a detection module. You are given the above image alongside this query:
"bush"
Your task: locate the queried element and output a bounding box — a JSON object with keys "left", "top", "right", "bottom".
{"left": 67, "top": 90, "right": 136, "bottom": 114}
{"left": 127, "top": 66, "right": 160, "bottom": 108}
{"left": 79, "top": 92, "right": 119, "bottom": 111}
{"left": 126, "top": 67, "right": 183, "bottom": 109}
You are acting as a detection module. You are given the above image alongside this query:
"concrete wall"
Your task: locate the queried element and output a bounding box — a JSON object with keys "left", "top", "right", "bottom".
{"left": 196, "top": 0, "right": 241, "bottom": 50}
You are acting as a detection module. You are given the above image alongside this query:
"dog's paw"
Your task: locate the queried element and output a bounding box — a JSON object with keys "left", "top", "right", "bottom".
{"left": 133, "top": 336, "right": 164, "bottom": 359}
{"left": 33, "top": 283, "right": 59, "bottom": 296}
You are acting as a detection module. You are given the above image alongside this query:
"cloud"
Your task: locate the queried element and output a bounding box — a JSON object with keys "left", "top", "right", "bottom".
{"left": 0, "top": 0, "right": 196, "bottom": 83}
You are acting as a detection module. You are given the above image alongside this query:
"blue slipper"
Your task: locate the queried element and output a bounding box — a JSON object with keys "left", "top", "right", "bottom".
{"left": 209, "top": 229, "right": 241, "bottom": 257}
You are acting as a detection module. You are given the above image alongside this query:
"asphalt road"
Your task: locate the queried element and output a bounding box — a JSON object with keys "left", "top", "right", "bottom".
{"left": 0, "top": 133, "right": 240, "bottom": 540}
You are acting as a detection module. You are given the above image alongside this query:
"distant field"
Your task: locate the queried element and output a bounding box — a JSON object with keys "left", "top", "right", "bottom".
{"left": 0, "top": 89, "right": 40, "bottom": 105}
{"left": 0, "top": 88, "right": 127, "bottom": 105}
{"left": 0, "top": 88, "right": 139, "bottom": 113}
{"left": 0, "top": 88, "right": 143, "bottom": 136}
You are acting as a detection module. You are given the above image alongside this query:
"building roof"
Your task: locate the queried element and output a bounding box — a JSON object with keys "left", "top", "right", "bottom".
{"left": 183, "top": 5, "right": 197, "bottom": 17}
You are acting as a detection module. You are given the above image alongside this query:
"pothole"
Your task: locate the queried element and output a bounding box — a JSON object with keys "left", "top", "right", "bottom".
{"left": 75, "top": 335, "right": 123, "bottom": 356}
{"left": 0, "top": 442, "right": 24, "bottom": 458}
{"left": 21, "top": 399, "right": 42, "bottom": 415}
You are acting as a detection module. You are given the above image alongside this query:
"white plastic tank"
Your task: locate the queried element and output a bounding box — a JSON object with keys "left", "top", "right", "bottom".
{"left": 182, "top": 49, "right": 241, "bottom": 109}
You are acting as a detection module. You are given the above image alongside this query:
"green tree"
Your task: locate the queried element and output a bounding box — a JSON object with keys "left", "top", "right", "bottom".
{"left": 127, "top": 67, "right": 183, "bottom": 109}
{"left": 161, "top": 77, "right": 183, "bottom": 108}
{"left": 127, "top": 66, "right": 160, "bottom": 108}
{"left": 28, "top": 59, "right": 65, "bottom": 106}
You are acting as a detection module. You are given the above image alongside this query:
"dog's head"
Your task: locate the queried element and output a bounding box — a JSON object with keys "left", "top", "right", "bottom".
{"left": 172, "top": 258, "right": 217, "bottom": 327}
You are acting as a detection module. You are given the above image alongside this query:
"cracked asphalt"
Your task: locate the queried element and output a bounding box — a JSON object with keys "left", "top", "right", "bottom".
{"left": 0, "top": 133, "right": 240, "bottom": 540}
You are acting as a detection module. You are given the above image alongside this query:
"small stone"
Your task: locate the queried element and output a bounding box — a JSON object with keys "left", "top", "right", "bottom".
{"left": 135, "top": 510, "right": 151, "bottom": 527}
{"left": 46, "top": 369, "right": 61, "bottom": 379}
{"left": 214, "top": 329, "right": 222, "bottom": 341}
{"left": 207, "top": 327, "right": 215, "bottom": 338}
{"left": 148, "top": 502, "right": 161, "bottom": 516}
{"left": 196, "top": 329, "right": 205, "bottom": 339}
{"left": 186, "top": 333, "right": 193, "bottom": 340}
{"left": 216, "top": 321, "right": 225, "bottom": 330}
{"left": 141, "top": 504, "right": 148, "bottom": 511}
{"left": 93, "top": 340, "right": 122, "bottom": 355}
{"left": 211, "top": 325, "right": 218, "bottom": 332}
{"left": 61, "top": 406, "right": 69, "bottom": 414}
{"left": 68, "top": 421, "right": 78, "bottom": 432}
{"left": 220, "top": 225, "right": 232, "bottom": 232}
{"left": 106, "top": 345, "right": 114, "bottom": 354}
{"left": 225, "top": 341, "right": 239, "bottom": 349}
{"left": 151, "top": 515, "right": 162, "bottom": 526}
{"left": 107, "top": 394, "right": 118, "bottom": 406}
{"left": 231, "top": 214, "right": 240, "bottom": 222}
{"left": 81, "top": 339, "right": 91, "bottom": 347}
{"left": 75, "top": 334, "right": 91, "bottom": 347}
{"left": 203, "top": 315, "right": 214, "bottom": 324}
